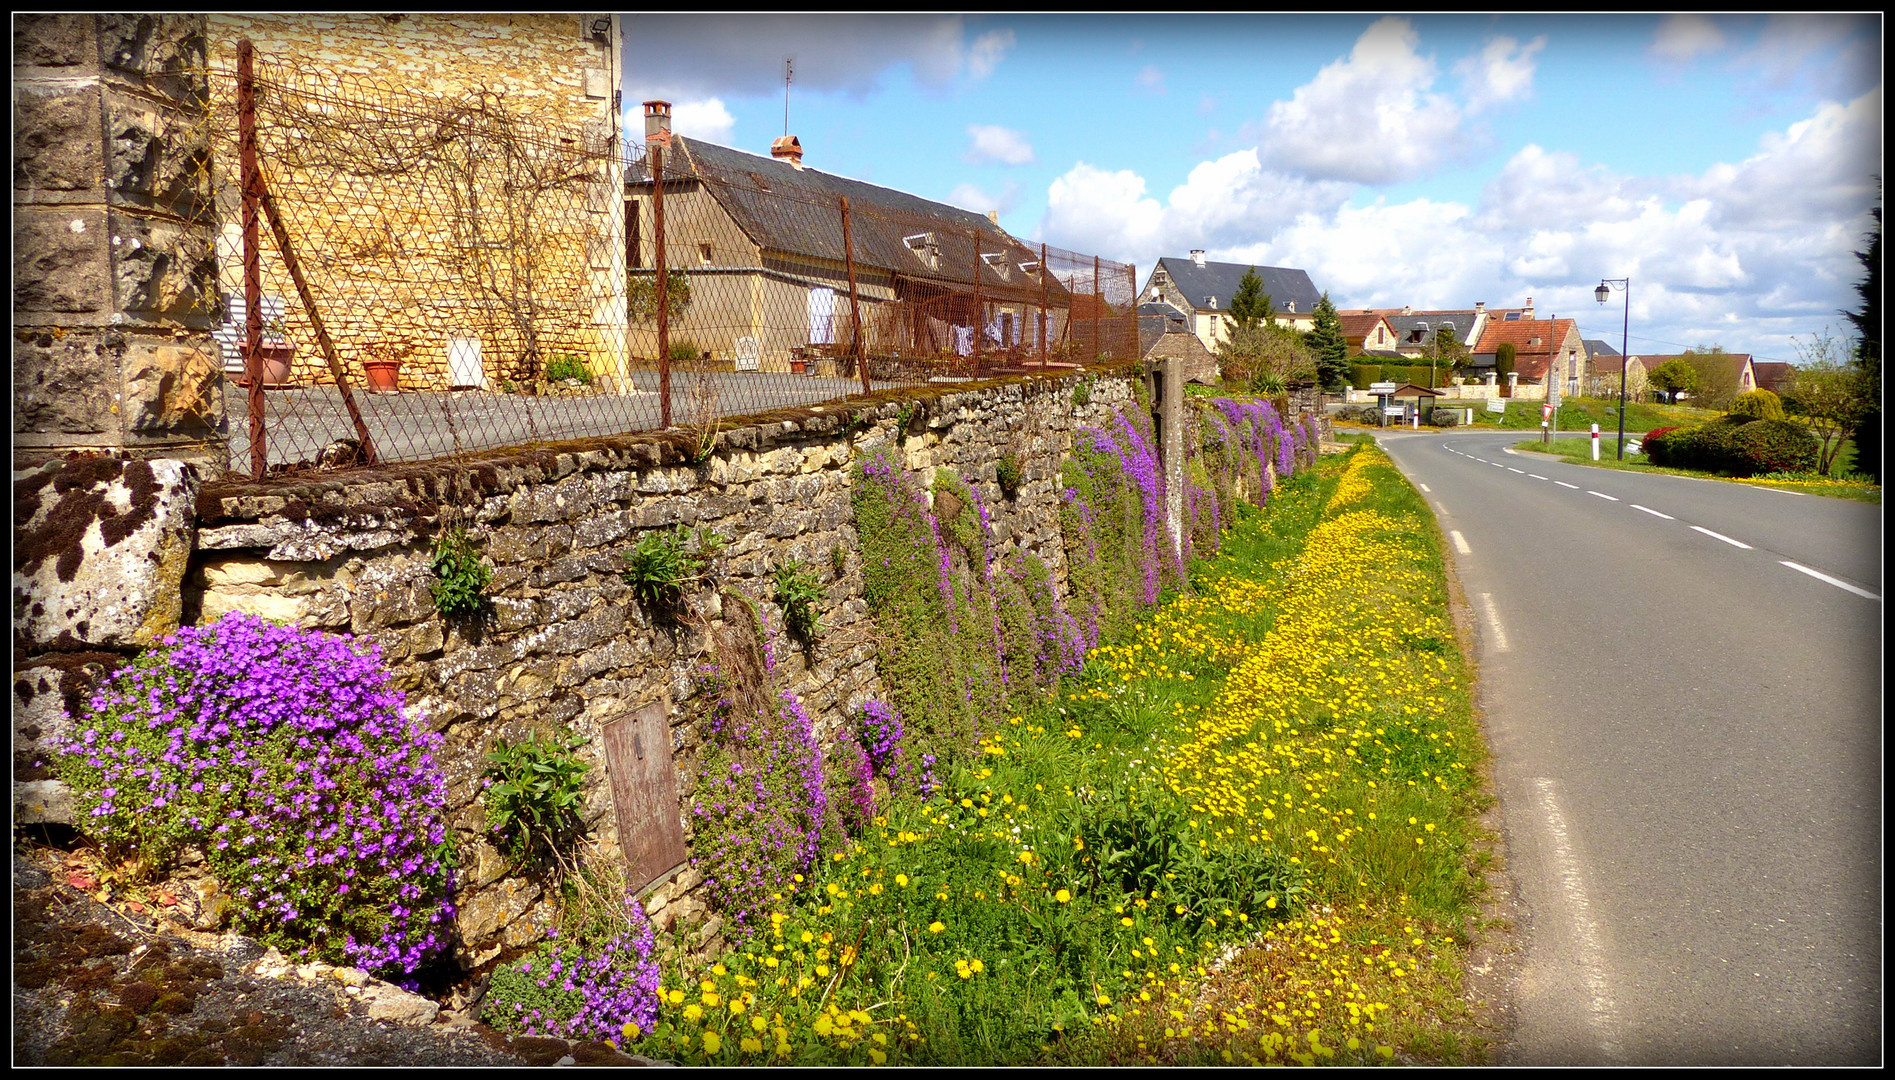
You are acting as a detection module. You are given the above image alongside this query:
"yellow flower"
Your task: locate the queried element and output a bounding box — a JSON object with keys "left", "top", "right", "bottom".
{"left": 929, "top": 921, "right": 945, "bottom": 934}
{"left": 683, "top": 1004, "right": 704, "bottom": 1022}
{"left": 1056, "top": 889, "right": 1071, "bottom": 903}
{"left": 1121, "top": 917, "right": 1135, "bottom": 926}
{"left": 896, "top": 874, "right": 908, "bottom": 887}
{"left": 801, "top": 931, "right": 814, "bottom": 943}
{"left": 621, "top": 1022, "right": 642, "bottom": 1040}
{"left": 740, "top": 1037, "right": 763, "bottom": 1054}
{"left": 667, "top": 989, "right": 686, "bottom": 1006}
{"left": 701, "top": 1031, "right": 721, "bottom": 1054}
{"left": 970, "top": 959, "right": 983, "bottom": 973}
{"left": 702, "top": 992, "right": 721, "bottom": 1007}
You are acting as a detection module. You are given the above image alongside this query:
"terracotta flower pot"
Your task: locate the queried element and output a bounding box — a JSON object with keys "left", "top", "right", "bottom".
{"left": 789, "top": 360, "right": 808, "bottom": 375}
{"left": 363, "top": 358, "right": 402, "bottom": 392}
{"left": 236, "top": 344, "right": 295, "bottom": 389}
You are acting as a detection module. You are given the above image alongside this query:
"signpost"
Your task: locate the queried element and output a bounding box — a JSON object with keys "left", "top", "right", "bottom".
{"left": 1591, "top": 422, "right": 1601, "bottom": 460}
{"left": 1541, "top": 401, "right": 1553, "bottom": 445}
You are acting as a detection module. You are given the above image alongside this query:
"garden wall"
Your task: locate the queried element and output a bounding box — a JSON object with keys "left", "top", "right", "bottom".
{"left": 13, "top": 372, "right": 1135, "bottom": 970}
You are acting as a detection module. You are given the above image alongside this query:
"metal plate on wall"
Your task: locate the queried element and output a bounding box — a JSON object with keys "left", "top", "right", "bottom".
{"left": 601, "top": 697, "right": 688, "bottom": 893}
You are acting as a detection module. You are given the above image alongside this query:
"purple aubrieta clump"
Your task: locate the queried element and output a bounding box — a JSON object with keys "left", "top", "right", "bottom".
{"left": 56, "top": 611, "right": 456, "bottom": 978}
{"left": 483, "top": 893, "right": 661, "bottom": 1042}
{"left": 858, "top": 699, "right": 905, "bottom": 779}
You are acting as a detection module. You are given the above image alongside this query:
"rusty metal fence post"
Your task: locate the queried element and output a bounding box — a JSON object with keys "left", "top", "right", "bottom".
{"left": 238, "top": 40, "right": 266, "bottom": 479}
{"left": 1038, "top": 242, "right": 1049, "bottom": 369}
{"left": 972, "top": 225, "right": 984, "bottom": 375}
{"left": 840, "top": 196, "right": 869, "bottom": 396}
{"left": 651, "top": 142, "right": 671, "bottom": 428}
{"left": 1092, "top": 255, "right": 1101, "bottom": 365}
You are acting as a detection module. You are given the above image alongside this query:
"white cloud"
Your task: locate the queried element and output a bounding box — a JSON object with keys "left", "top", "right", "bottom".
{"left": 1257, "top": 17, "right": 1464, "bottom": 184}
{"left": 1136, "top": 65, "right": 1167, "bottom": 95}
{"left": 1651, "top": 15, "right": 1726, "bottom": 62}
{"left": 669, "top": 98, "right": 736, "bottom": 145}
{"left": 620, "top": 15, "right": 1007, "bottom": 101}
{"left": 964, "top": 124, "right": 1036, "bottom": 166}
{"left": 1041, "top": 163, "right": 1166, "bottom": 263}
{"left": 1457, "top": 34, "right": 1546, "bottom": 112}
{"left": 946, "top": 180, "right": 1021, "bottom": 216}
{"left": 967, "top": 29, "right": 1015, "bottom": 80}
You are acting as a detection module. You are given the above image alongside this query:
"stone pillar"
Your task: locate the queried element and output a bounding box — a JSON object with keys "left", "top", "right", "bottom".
{"left": 13, "top": 14, "right": 222, "bottom": 470}
{"left": 1151, "top": 357, "right": 1184, "bottom": 555}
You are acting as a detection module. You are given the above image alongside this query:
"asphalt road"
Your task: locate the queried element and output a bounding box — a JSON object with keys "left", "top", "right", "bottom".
{"left": 1376, "top": 428, "right": 1882, "bottom": 1065}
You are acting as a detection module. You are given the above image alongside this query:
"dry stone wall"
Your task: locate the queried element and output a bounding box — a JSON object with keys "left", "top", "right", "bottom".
{"left": 171, "top": 372, "right": 1136, "bottom": 967}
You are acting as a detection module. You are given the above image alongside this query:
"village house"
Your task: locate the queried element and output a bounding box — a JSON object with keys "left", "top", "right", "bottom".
{"left": 1137, "top": 252, "right": 1322, "bottom": 353}
{"left": 1637, "top": 352, "right": 1758, "bottom": 407}
{"left": 1338, "top": 311, "right": 1400, "bottom": 357}
{"left": 1471, "top": 310, "right": 1587, "bottom": 401}
{"left": 1586, "top": 351, "right": 1649, "bottom": 400}
{"left": 624, "top": 107, "right": 1071, "bottom": 375}
{"left": 1137, "top": 301, "right": 1218, "bottom": 383}
{"left": 1749, "top": 359, "right": 1795, "bottom": 396}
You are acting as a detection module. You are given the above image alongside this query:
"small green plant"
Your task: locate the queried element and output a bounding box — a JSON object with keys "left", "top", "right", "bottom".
{"left": 773, "top": 558, "right": 823, "bottom": 644}
{"left": 667, "top": 338, "right": 705, "bottom": 365}
{"left": 996, "top": 450, "right": 1024, "bottom": 498}
{"left": 830, "top": 544, "right": 847, "bottom": 577}
{"left": 1248, "top": 371, "right": 1288, "bottom": 396}
{"left": 895, "top": 402, "right": 917, "bottom": 439}
{"left": 545, "top": 353, "right": 594, "bottom": 385}
{"left": 1072, "top": 377, "right": 1094, "bottom": 407}
{"left": 482, "top": 731, "right": 590, "bottom": 876}
{"left": 622, "top": 526, "right": 722, "bottom": 617}
{"left": 429, "top": 526, "right": 491, "bottom": 618}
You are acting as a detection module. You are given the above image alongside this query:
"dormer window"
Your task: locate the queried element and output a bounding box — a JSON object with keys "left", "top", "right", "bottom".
{"left": 902, "top": 232, "right": 939, "bottom": 270}
{"left": 1285, "top": 300, "right": 1296, "bottom": 313}
{"left": 1020, "top": 259, "right": 1041, "bottom": 276}
{"left": 981, "top": 252, "right": 1010, "bottom": 281}
{"left": 1205, "top": 296, "right": 1218, "bottom": 310}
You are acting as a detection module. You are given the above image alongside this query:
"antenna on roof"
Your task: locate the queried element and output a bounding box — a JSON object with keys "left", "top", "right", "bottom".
{"left": 783, "top": 57, "right": 793, "bottom": 138}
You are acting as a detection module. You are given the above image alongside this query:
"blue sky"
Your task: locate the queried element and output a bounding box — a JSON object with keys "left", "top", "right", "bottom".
{"left": 621, "top": 14, "right": 1881, "bottom": 363}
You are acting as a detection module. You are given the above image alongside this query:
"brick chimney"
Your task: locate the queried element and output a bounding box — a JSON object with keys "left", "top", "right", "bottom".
{"left": 643, "top": 100, "right": 672, "bottom": 145}
{"left": 1524, "top": 296, "right": 1535, "bottom": 318}
{"left": 1190, "top": 249, "right": 1206, "bottom": 267}
{"left": 771, "top": 134, "right": 803, "bottom": 169}
{"left": 986, "top": 210, "right": 999, "bottom": 225}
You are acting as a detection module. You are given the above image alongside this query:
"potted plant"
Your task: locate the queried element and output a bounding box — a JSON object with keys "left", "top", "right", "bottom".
{"left": 240, "top": 317, "right": 295, "bottom": 388}
{"left": 363, "top": 342, "right": 405, "bottom": 392}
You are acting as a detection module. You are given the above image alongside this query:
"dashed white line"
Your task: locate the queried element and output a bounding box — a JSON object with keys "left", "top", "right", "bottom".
{"left": 1587, "top": 490, "right": 1619, "bottom": 501}
{"left": 1450, "top": 530, "right": 1472, "bottom": 555}
{"left": 1508, "top": 468, "right": 1525, "bottom": 474}
{"left": 1690, "top": 525, "right": 1752, "bottom": 549}
{"left": 1630, "top": 504, "right": 1674, "bottom": 519}
{"left": 1528, "top": 474, "right": 1548, "bottom": 480}
{"left": 1531, "top": 777, "right": 1622, "bottom": 1061}
{"left": 1555, "top": 481, "right": 1580, "bottom": 489}
{"left": 1419, "top": 483, "right": 1431, "bottom": 493}
{"left": 1780, "top": 561, "right": 1882, "bottom": 600}
{"left": 1479, "top": 593, "right": 1509, "bottom": 651}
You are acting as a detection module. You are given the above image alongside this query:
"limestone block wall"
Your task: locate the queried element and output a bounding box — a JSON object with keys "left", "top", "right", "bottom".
{"left": 13, "top": 14, "right": 222, "bottom": 466}
{"left": 166, "top": 372, "right": 1135, "bottom": 967}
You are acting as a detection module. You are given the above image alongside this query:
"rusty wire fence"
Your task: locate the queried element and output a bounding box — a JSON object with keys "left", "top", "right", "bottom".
{"left": 201, "top": 46, "right": 1137, "bottom": 478}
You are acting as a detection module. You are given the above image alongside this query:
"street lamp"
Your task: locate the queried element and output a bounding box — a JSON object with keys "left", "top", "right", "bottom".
{"left": 1596, "top": 278, "right": 1630, "bottom": 460}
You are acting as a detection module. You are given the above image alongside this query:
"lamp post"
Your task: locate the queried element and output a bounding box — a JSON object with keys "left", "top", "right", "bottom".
{"left": 1595, "top": 277, "right": 1630, "bottom": 460}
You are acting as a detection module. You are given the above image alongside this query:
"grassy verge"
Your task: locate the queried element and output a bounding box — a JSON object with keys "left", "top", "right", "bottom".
{"left": 1443, "top": 398, "right": 1719, "bottom": 432}
{"left": 622, "top": 443, "right": 1495, "bottom": 1065}
{"left": 1512, "top": 439, "right": 1882, "bottom": 503}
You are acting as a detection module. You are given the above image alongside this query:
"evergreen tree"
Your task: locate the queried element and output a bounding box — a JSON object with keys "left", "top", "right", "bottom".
{"left": 1308, "top": 292, "right": 1349, "bottom": 393}
{"left": 1495, "top": 341, "right": 1516, "bottom": 380}
{"left": 1229, "top": 268, "right": 1271, "bottom": 331}
{"left": 1843, "top": 189, "right": 1880, "bottom": 483}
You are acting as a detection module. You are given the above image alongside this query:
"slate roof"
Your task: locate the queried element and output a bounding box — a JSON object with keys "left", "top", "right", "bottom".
{"left": 1584, "top": 338, "right": 1620, "bottom": 356}
{"left": 1150, "top": 258, "right": 1321, "bottom": 316}
{"left": 628, "top": 136, "right": 1061, "bottom": 304}
{"left": 1386, "top": 312, "right": 1478, "bottom": 349}
{"left": 1137, "top": 302, "right": 1194, "bottom": 354}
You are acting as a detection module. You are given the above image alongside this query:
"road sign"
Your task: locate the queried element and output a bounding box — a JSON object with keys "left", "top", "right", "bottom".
{"left": 1541, "top": 402, "right": 1553, "bottom": 421}
{"left": 1591, "top": 422, "right": 1601, "bottom": 460}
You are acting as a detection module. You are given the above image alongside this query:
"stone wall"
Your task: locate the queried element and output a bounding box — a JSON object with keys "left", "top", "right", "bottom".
{"left": 161, "top": 372, "right": 1133, "bottom": 967}
{"left": 13, "top": 14, "right": 222, "bottom": 467}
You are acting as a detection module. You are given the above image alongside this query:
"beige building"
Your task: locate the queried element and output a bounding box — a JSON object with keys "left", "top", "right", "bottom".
{"left": 1138, "top": 253, "right": 1322, "bottom": 353}
{"left": 204, "top": 15, "right": 626, "bottom": 390}
{"left": 625, "top": 110, "right": 1073, "bottom": 374}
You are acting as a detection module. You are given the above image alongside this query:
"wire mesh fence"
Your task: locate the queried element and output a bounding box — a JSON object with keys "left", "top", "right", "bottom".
{"left": 196, "top": 47, "right": 1138, "bottom": 477}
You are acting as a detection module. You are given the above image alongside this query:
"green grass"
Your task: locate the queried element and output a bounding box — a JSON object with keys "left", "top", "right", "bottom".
{"left": 1438, "top": 397, "right": 1718, "bottom": 432}
{"left": 1512, "top": 438, "right": 1882, "bottom": 503}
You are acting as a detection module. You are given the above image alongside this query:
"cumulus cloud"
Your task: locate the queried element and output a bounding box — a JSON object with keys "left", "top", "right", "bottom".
{"left": 1651, "top": 15, "right": 1726, "bottom": 62}
{"left": 946, "top": 180, "right": 1021, "bottom": 216}
{"left": 1257, "top": 17, "right": 1463, "bottom": 184}
{"left": 964, "top": 124, "right": 1036, "bottom": 166}
{"left": 1457, "top": 34, "right": 1546, "bottom": 112}
{"left": 1136, "top": 65, "right": 1167, "bottom": 95}
{"left": 620, "top": 14, "right": 1008, "bottom": 101}
{"left": 669, "top": 98, "right": 737, "bottom": 145}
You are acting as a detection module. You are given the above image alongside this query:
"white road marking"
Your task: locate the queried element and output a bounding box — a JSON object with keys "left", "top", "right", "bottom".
{"left": 1691, "top": 525, "right": 1752, "bottom": 549}
{"left": 1479, "top": 592, "right": 1509, "bottom": 651}
{"left": 1528, "top": 474, "right": 1548, "bottom": 480}
{"left": 1630, "top": 504, "right": 1673, "bottom": 519}
{"left": 1493, "top": 463, "right": 1506, "bottom": 468}
{"left": 1555, "top": 481, "right": 1579, "bottom": 489}
{"left": 1450, "top": 530, "right": 1472, "bottom": 554}
{"left": 1587, "top": 491, "right": 1619, "bottom": 501}
{"left": 1532, "top": 777, "right": 1622, "bottom": 1061}
{"left": 1419, "top": 483, "right": 1431, "bottom": 493}
{"left": 1503, "top": 447, "right": 1519, "bottom": 456}
{"left": 1508, "top": 468, "right": 1525, "bottom": 474}
{"left": 1780, "top": 561, "right": 1882, "bottom": 600}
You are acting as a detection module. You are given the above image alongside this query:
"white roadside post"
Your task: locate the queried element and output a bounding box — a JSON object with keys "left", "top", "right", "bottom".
{"left": 1591, "top": 422, "right": 1601, "bottom": 460}
{"left": 1541, "top": 401, "right": 1553, "bottom": 446}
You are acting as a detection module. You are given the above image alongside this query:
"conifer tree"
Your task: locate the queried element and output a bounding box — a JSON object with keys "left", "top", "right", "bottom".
{"left": 1308, "top": 292, "right": 1349, "bottom": 392}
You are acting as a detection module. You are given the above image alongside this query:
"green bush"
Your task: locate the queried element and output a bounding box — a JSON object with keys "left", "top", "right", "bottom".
{"left": 1426, "top": 408, "right": 1460, "bottom": 427}
{"left": 1728, "top": 388, "right": 1785, "bottom": 420}
{"left": 622, "top": 526, "right": 722, "bottom": 618}
{"left": 483, "top": 731, "right": 590, "bottom": 873}
{"left": 996, "top": 451, "right": 1024, "bottom": 499}
{"left": 666, "top": 338, "right": 705, "bottom": 364}
{"left": 545, "top": 353, "right": 594, "bottom": 384}
{"left": 1664, "top": 416, "right": 1751, "bottom": 472}
{"left": 774, "top": 559, "right": 824, "bottom": 644}
{"left": 1727, "top": 418, "right": 1819, "bottom": 476}
{"left": 1350, "top": 363, "right": 1378, "bottom": 390}
{"left": 429, "top": 526, "right": 491, "bottom": 619}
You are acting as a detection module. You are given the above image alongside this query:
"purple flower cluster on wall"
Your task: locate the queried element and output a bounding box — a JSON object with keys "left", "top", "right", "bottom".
{"left": 57, "top": 611, "right": 456, "bottom": 978}
{"left": 486, "top": 892, "right": 661, "bottom": 1042}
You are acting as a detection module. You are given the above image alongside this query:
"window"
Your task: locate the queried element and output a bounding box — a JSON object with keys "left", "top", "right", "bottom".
{"left": 902, "top": 232, "right": 939, "bottom": 270}
{"left": 698, "top": 242, "right": 713, "bottom": 265}
{"left": 981, "top": 252, "right": 1010, "bottom": 281}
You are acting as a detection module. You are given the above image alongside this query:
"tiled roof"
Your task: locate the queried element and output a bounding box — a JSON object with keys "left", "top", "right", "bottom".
{"left": 1750, "top": 360, "right": 1794, "bottom": 393}
{"left": 1475, "top": 318, "right": 1581, "bottom": 380}
{"left": 629, "top": 135, "right": 1059, "bottom": 303}
{"left": 1150, "top": 258, "right": 1321, "bottom": 316}
{"left": 1337, "top": 312, "right": 1388, "bottom": 341}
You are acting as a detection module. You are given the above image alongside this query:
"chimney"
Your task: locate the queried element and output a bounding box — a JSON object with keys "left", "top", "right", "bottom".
{"left": 1402, "top": 304, "right": 1412, "bottom": 316}
{"left": 1524, "top": 296, "right": 1535, "bottom": 318}
{"left": 1474, "top": 301, "right": 1485, "bottom": 313}
{"left": 643, "top": 100, "right": 672, "bottom": 144}
{"left": 771, "top": 134, "right": 803, "bottom": 169}
{"left": 986, "top": 210, "right": 1000, "bottom": 225}
{"left": 1190, "top": 249, "right": 1206, "bottom": 267}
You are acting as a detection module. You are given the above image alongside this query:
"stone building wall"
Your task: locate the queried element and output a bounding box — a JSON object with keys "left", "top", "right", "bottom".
{"left": 13, "top": 14, "right": 223, "bottom": 467}
{"left": 135, "top": 372, "right": 1132, "bottom": 967}
{"left": 201, "top": 15, "right": 626, "bottom": 392}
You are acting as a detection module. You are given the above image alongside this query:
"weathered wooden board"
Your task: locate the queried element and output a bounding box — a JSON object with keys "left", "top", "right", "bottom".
{"left": 601, "top": 697, "right": 688, "bottom": 893}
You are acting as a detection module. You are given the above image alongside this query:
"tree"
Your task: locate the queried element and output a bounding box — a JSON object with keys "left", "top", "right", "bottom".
{"left": 1307, "top": 292, "right": 1350, "bottom": 393}
{"left": 1427, "top": 324, "right": 1468, "bottom": 384}
{"left": 1229, "top": 268, "right": 1272, "bottom": 331}
{"left": 1680, "top": 345, "right": 1742, "bottom": 409}
{"left": 1216, "top": 322, "right": 1313, "bottom": 387}
{"left": 1494, "top": 342, "right": 1516, "bottom": 381}
{"left": 1647, "top": 357, "right": 1701, "bottom": 404}
{"left": 1781, "top": 360, "right": 1870, "bottom": 476}
{"left": 1842, "top": 186, "right": 1880, "bottom": 483}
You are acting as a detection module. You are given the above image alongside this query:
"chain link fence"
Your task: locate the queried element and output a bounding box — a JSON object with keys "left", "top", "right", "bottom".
{"left": 198, "top": 47, "right": 1137, "bottom": 477}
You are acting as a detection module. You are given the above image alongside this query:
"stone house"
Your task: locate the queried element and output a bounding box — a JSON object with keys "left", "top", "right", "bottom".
{"left": 1337, "top": 312, "right": 1399, "bottom": 357}
{"left": 1637, "top": 352, "right": 1757, "bottom": 407}
{"left": 1472, "top": 315, "right": 1586, "bottom": 401}
{"left": 1138, "top": 302, "right": 1218, "bottom": 384}
{"left": 624, "top": 110, "right": 1070, "bottom": 374}
{"left": 201, "top": 14, "right": 627, "bottom": 390}
{"left": 1586, "top": 351, "right": 1649, "bottom": 400}
{"left": 1137, "top": 252, "right": 1322, "bottom": 352}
